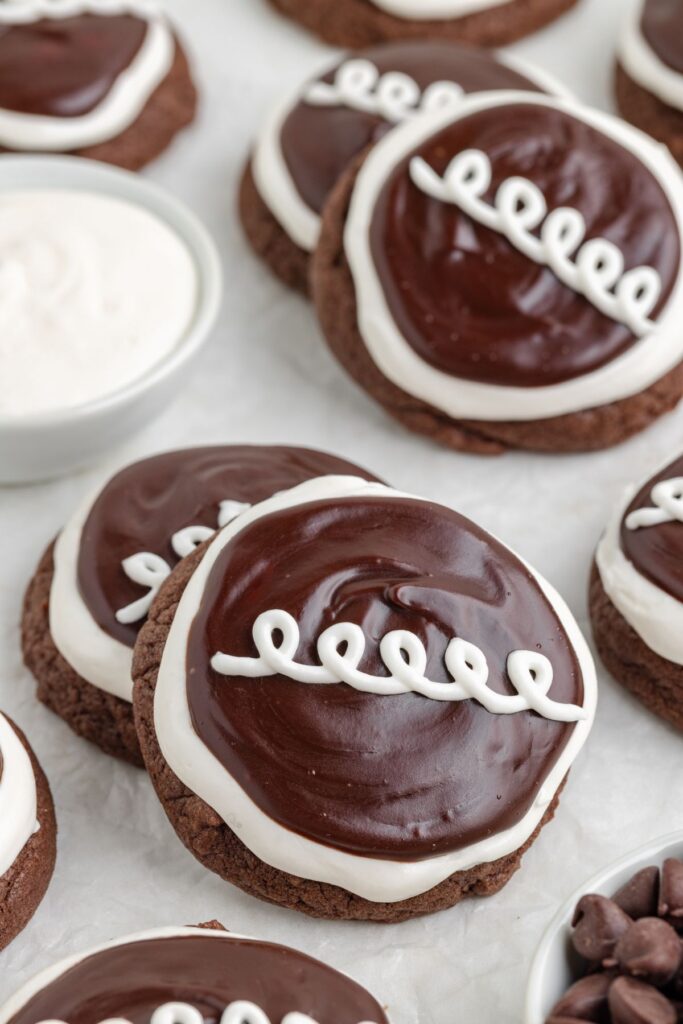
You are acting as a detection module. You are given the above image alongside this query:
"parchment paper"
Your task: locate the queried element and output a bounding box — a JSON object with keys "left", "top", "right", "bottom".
{"left": 2, "top": 0, "right": 682, "bottom": 1019}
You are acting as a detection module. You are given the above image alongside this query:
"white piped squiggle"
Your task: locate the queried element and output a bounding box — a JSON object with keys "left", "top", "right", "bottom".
{"left": 410, "top": 149, "right": 662, "bottom": 338}
{"left": 116, "top": 500, "right": 251, "bottom": 625}
{"left": 38, "top": 1000, "right": 377, "bottom": 1024}
{"left": 625, "top": 477, "right": 683, "bottom": 531}
{"left": 305, "top": 59, "right": 463, "bottom": 124}
{"left": 210, "top": 609, "right": 586, "bottom": 723}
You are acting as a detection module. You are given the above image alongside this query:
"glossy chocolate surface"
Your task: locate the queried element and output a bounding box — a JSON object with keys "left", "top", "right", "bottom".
{"left": 77, "top": 446, "right": 376, "bottom": 648}
{"left": 642, "top": 0, "right": 683, "bottom": 76}
{"left": 186, "top": 494, "right": 583, "bottom": 860}
{"left": 0, "top": 14, "right": 147, "bottom": 117}
{"left": 280, "top": 41, "right": 544, "bottom": 216}
{"left": 4, "top": 933, "right": 388, "bottom": 1024}
{"left": 368, "top": 102, "right": 680, "bottom": 388}
{"left": 621, "top": 454, "right": 683, "bottom": 603}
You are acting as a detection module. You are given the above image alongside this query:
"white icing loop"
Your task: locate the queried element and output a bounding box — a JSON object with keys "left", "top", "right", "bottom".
{"left": 210, "top": 609, "right": 586, "bottom": 723}
{"left": 409, "top": 148, "right": 662, "bottom": 338}
{"left": 305, "top": 58, "right": 463, "bottom": 124}
{"left": 36, "top": 1001, "right": 378, "bottom": 1024}
{"left": 0, "top": 712, "right": 39, "bottom": 878}
{"left": 626, "top": 477, "right": 683, "bottom": 530}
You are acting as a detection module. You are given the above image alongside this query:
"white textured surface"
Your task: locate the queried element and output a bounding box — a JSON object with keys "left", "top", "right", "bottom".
{"left": 1, "top": 0, "right": 682, "bottom": 1019}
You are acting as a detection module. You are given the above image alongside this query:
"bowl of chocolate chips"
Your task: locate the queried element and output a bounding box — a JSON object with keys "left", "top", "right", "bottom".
{"left": 525, "top": 833, "right": 683, "bottom": 1024}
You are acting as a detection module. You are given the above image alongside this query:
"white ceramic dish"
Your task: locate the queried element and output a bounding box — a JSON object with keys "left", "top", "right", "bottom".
{"left": 524, "top": 831, "right": 683, "bottom": 1024}
{"left": 0, "top": 155, "right": 222, "bottom": 485}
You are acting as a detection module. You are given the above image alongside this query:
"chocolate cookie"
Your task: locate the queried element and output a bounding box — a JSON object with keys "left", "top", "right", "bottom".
{"left": 592, "top": 454, "right": 683, "bottom": 732}
{"left": 617, "top": 0, "right": 683, "bottom": 168}
{"left": 133, "top": 475, "right": 596, "bottom": 922}
{"left": 21, "top": 446, "right": 377, "bottom": 767}
{"left": 0, "top": 712, "right": 56, "bottom": 952}
{"left": 241, "top": 41, "right": 565, "bottom": 293}
{"left": 312, "top": 92, "right": 683, "bottom": 454}
{"left": 0, "top": 1, "right": 197, "bottom": 170}
{"left": 265, "top": 0, "right": 579, "bottom": 49}
{"left": 0, "top": 924, "right": 388, "bottom": 1023}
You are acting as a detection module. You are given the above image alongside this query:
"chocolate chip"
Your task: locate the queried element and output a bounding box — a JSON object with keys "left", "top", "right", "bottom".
{"left": 614, "top": 918, "right": 682, "bottom": 986}
{"left": 572, "top": 895, "right": 633, "bottom": 965}
{"left": 608, "top": 977, "right": 676, "bottom": 1024}
{"left": 659, "top": 860, "right": 683, "bottom": 925}
{"left": 549, "top": 974, "right": 611, "bottom": 1021}
{"left": 614, "top": 867, "right": 660, "bottom": 920}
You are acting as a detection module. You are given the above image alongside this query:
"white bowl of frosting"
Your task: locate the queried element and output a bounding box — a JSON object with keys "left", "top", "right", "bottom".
{"left": 0, "top": 155, "right": 221, "bottom": 484}
{"left": 524, "top": 831, "right": 683, "bottom": 1024}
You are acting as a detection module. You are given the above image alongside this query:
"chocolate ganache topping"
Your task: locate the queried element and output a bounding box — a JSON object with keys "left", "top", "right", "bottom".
{"left": 642, "top": 0, "right": 683, "bottom": 76}
{"left": 185, "top": 493, "right": 584, "bottom": 861}
{"left": 621, "top": 454, "right": 683, "bottom": 604}
{"left": 0, "top": 14, "right": 148, "bottom": 117}
{"left": 368, "top": 101, "right": 680, "bottom": 388}
{"left": 279, "top": 41, "right": 545, "bottom": 217}
{"left": 77, "top": 446, "right": 376, "bottom": 648}
{"left": 3, "top": 932, "right": 388, "bottom": 1024}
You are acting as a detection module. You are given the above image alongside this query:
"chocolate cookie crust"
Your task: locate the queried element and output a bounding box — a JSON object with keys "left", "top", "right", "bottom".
{"left": 0, "top": 718, "right": 56, "bottom": 952}
{"left": 265, "top": 0, "right": 579, "bottom": 49}
{"left": 133, "top": 544, "right": 565, "bottom": 923}
{"left": 311, "top": 156, "right": 683, "bottom": 455}
{"left": 0, "top": 38, "right": 197, "bottom": 171}
{"left": 589, "top": 563, "right": 683, "bottom": 732}
{"left": 22, "top": 543, "right": 142, "bottom": 767}
{"left": 616, "top": 64, "right": 683, "bottom": 169}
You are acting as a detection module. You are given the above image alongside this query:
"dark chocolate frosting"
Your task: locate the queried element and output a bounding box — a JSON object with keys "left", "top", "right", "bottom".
{"left": 0, "top": 14, "right": 147, "bottom": 118}
{"left": 279, "top": 41, "right": 544, "bottom": 217}
{"left": 76, "top": 446, "right": 376, "bottom": 648}
{"left": 368, "top": 101, "right": 680, "bottom": 388}
{"left": 4, "top": 932, "right": 388, "bottom": 1024}
{"left": 185, "top": 492, "right": 583, "bottom": 861}
{"left": 621, "top": 454, "right": 683, "bottom": 603}
{"left": 642, "top": 0, "right": 683, "bottom": 76}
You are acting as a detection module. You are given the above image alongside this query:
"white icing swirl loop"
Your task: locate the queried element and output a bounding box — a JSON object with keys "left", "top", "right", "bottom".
{"left": 115, "top": 500, "right": 251, "bottom": 625}
{"left": 39, "top": 1001, "right": 377, "bottom": 1024}
{"left": 625, "top": 477, "right": 683, "bottom": 531}
{"left": 409, "top": 148, "right": 662, "bottom": 338}
{"left": 210, "top": 609, "right": 586, "bottom": 723}
{"left": 305, "top": 58, "right": 463, "bottom": 124}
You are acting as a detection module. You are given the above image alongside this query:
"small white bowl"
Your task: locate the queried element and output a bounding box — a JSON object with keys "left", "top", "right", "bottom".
{"left": 0, "top": 155, "right": 222, "bottom": 484}
{"left": 525, "top": 831, "right": 683, "bottom": 1024}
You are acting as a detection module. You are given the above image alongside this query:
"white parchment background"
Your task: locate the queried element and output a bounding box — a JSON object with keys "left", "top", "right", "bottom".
{"left": 1, "top": 0, "right": 682, "bottom": 1019}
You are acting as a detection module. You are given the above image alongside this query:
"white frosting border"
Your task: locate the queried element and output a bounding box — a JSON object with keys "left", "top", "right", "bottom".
{"left": 369, "top": 0, "right": 511, "bottom": 17}
{"left": 343, "top": 90, "right": 683, "bottom": 422}
{"left": 0, "top": 1, "right": 174, "bottom": 151}
{"left": 153, "top": 475, "right": 597, "bottom": 904}
{"left": 0, "top": 713, "right": 38, "bottom": 879}
{"left": 595, "top": 452, "right": 683, "bottom": 666}
{"left": 251, "top": 55, "right": 571, "bottom": 253}
{"left": 0, "top": 925, "right": 381, "bottom": 1022}
{"left": 619, "top": 0, "right": 683, "bottom": 114}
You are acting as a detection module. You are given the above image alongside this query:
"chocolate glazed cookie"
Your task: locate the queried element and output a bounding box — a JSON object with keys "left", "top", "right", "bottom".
{"left": 312, "top": 93, "right": 683, "bottom": 454}
{"left": 264, "top": 0, "right": 579, "bottom": 49}
{"left": 592, "top": 454, "right": 683, "bottom": 731}
{"left": 0, "top": 713, "right": 56, "bottom": 952}
{"left": 241, "top": 41, "right": 560, "bottom": 294}
{"left": 0, "top": 925, "right": 388, "bottom": 1024}
{"left": 0, "top": 3, "right": 197, "bottom": 169}
{"left": 22, "top": 446, "right": 377, "bottom": 767}
{"left": 617, "top": 0, "right": 683, "bottom": 168}
{"left": 133, "top": 476, "right": 595, "bottom": 922}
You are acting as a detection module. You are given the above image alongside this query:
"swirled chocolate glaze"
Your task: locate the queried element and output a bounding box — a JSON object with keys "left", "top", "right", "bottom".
{"left": 279, "top": 42, "right": 544, "bottom": 217}
{"left": 4, "top": 932, "right": 388, "bottom": 1024}
{"left": 368, "top": 102, "right": 680, "bottom": 388}
{"left": 0, "top": 14, "right": 147, "bottom": 118}
{"left": 186, "top": 495, "right": 583, "bottom": 860}
{"left": 621, "top": 454, "right": 683, "bottom": 603}
{"left": 642, "top": 0, "right": 683, "bottom": 76}
{"left": 77, "top": 446, "right": 376, "bottom": 648}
